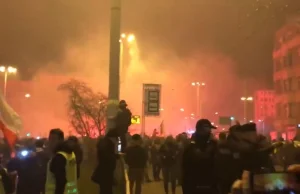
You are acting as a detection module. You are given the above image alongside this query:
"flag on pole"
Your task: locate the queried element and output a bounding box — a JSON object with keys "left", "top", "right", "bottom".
{"left": 0, "top": 92, "right": 22, "bottom": 149}
{"left": 159, "top": 120, "right": 164, "bottom": 136}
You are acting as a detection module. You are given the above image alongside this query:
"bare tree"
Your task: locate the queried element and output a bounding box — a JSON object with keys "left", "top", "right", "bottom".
{"left": 58, "top": 79, "right": 107, "bottom": 137}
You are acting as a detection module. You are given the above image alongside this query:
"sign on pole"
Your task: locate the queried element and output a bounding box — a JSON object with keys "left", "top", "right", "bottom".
{"left": 143, "top": 84, "right": 161, "bottom": 116}
{"left": 131, "top": 115, "right": 141, "bottom": 124}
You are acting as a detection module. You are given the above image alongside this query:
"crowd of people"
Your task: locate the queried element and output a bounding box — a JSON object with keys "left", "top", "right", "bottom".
{"left": 93, "top": 117, "right": 300, "bottom": 194}
{"left": 1, "top": 100, "right": 300, "bottom": 194}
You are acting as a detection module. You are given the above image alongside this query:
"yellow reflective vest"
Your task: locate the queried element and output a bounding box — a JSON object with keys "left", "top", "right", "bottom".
{"left": 45, "top": 152, "right": 78, "bottom": 194}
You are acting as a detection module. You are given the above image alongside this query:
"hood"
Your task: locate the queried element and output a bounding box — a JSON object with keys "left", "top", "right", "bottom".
{"left": 54, "top": 141, "right": 73, "bottom": 154}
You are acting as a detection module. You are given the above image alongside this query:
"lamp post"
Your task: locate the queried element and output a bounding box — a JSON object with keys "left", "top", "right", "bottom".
{"left": 191, "top": 82, "right": 205, "bottom": 118}
{"left": 241, "top": 96, "right": 253, "bottom": 122}
{"left": 0, "top": 66, "right": 17, "bottom": 98}
{"left": 106, "top": 0, "right": 121, "bottom": 133}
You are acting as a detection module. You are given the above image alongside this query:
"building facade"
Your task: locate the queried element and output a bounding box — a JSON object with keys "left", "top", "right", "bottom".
{"left": 273, "top": 16, "right": 300, "bottom": 139}
{"left": 254, "top": 90, "right": 275, "bottom": 134}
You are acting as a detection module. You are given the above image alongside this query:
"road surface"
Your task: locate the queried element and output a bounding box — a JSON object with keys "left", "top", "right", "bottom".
{"left": 142, "top": 181, "right": 182, "bottom": 194}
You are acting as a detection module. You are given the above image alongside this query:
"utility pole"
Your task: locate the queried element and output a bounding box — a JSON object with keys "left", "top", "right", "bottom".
{"left": 106, "top": 0, "right": 121, "bottom": 133}
{"left": 244, "top": 80, "right": 248, "bottom": 122}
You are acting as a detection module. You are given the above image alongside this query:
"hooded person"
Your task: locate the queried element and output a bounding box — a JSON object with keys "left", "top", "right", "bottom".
{"left": 115, "top": 100, "right": 132, "bottom": 153}
{"left": 182, "top": 119, "right": 218, "bottom": 194}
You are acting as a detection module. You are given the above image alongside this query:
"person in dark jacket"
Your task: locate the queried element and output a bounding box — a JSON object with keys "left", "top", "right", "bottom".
{"left": 182, "top": 119, "right": 218, "bottom": 194}
{"left": 115, "top": 100, "right": 132, "bottom": 153}
{"left": 215, "top": 125, "right": 243, "bottom": 194}
{"left": 34, "top": 139, "right": 49, "bottom": 194}
{"left": 125, "top": 134, "right": 147, "bottom": 194}
{"left": 160, "top": 136, "right": 178, "bottom": 194}
{"left": 92, "top": 129, "right": 118, "bottom": 194}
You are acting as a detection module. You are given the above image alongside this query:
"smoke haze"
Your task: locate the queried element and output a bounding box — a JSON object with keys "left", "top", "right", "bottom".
{"left": 0, "top": 0, "right": 299, "bottom": 135}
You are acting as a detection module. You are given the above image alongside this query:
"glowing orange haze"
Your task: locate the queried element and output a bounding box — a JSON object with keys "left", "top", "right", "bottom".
{"left": 2, "top": 37, "right": 245, "bottom": 138}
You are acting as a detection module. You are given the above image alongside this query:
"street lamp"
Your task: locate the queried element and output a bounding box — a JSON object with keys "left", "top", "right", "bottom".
{"left": 25, "top": 93, "right": 31, "bottom": 98}
{"left": 191, "top": 82, "right": 205, "bottom": 118}
{"left": 127, "top": 34, "right": 135, "bottom": 43}
{"left": 119, "top": 33, "right": 135, "bottom": 85}
{"left": 121, "top": 33, "right": 126, "bottom": 38}
{"left": 0, "top": 66, "right": 17, "bottom": 98}
{"left": 241, "top": 97, "right": 253, "bottom": 101}
{"left": 241, "top": 96, "right": 253, "bottom": 122}
{"left": 180, "top": 108, "right": 184, "bottom": 112}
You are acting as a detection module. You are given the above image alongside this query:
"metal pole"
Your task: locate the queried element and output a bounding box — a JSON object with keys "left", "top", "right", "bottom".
{"left": 243, "top": 80, "right": 248, "bottom": 123}
{"left": 141, "top": 85, "right": 146, "bottom": 137}
{"left": 3, "top": 71, "right": 7, "bottom": 98}
{"left": 244, "top": 101, "right": 247, "bottom": 123}
{"left": 106, "top": 0, "right": 121, "bottom": 133}
{"left": 196, "top": 85, "right": 200, "bottom": 118}
{"left": 120, "top": 41, "right": 124, "bottom": 84}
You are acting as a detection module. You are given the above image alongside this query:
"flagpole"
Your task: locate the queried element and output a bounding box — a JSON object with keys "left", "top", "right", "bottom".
{"left": 141, "top": 84, "right": 146, "bottom": 137}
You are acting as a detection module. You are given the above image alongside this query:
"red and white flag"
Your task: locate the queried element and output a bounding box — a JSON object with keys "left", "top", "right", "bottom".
{"left": 0, "top": 92, "right": 22, "bottom": 149}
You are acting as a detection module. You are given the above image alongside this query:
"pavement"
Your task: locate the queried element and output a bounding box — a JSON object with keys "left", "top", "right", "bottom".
{"left": 142, "top": 181, "right": 182, "bottom": 194}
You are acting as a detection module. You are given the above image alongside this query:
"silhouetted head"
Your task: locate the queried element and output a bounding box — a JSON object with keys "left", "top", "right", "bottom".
{"left": 119, "top": 100, "right": 128, "bottom": 109}
{"left": 195, "top": 119, "right": 216, "bottom": 137}
{"left": 48, "top": 128, "right": 64, "bottom": 152}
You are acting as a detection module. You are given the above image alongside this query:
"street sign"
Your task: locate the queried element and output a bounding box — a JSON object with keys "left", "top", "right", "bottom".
{"left": 219, "top": 116, "right": 232, "bottom": 125}
{"left": 131, "top": 115, "right": 141, "bottom": 124}
{"left": 143, "top": 84, "right": 161, "bottom": 116}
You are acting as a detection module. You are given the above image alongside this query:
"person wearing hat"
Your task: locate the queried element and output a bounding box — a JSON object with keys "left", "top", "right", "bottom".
{"left": 115, "top": 100, "right": 132, "bottom": 153}
{"left": 182, "top": 119, "right": 218, "bottom": 194}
